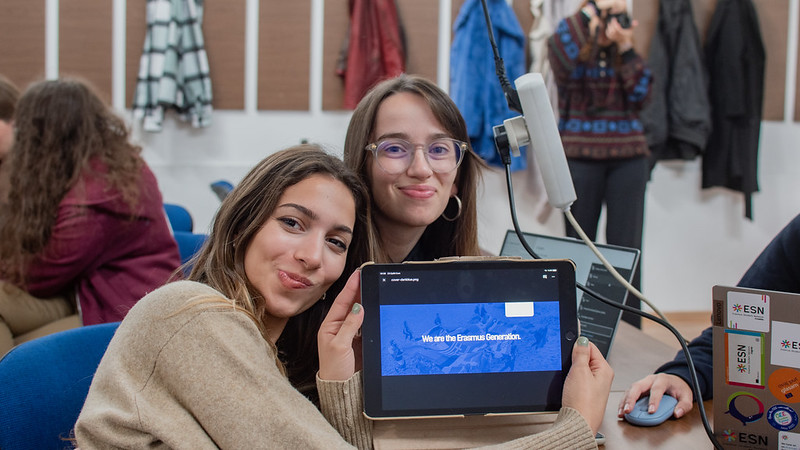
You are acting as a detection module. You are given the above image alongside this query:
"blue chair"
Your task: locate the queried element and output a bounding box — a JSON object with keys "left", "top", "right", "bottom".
{"left": 210, "top": 180, "right": 234, "bottom": 201}
{"left": 174, "top": 230, "right": 208, "bottom": 265}
{"left": 0, "top": 322, "right": 120, "bottom": 449}
{"left": 163, "top": 203, "right": 193, "bottom": 233}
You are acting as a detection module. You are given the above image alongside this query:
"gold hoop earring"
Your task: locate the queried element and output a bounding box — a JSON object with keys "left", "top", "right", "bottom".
{"left": 441, "top": 195, "right": 462, "bottom": 222}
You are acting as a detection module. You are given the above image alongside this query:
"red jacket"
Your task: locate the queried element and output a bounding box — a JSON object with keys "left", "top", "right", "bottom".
{"left": 339, "top": 0, "right": 405, "bottom": 109}
{"left": 24, "top": 160, "right": 180, "bottom": 325}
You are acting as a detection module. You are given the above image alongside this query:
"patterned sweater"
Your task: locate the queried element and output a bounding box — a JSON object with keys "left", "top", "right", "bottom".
{"left": 547, "top": 10, "right": 652, "bottom": 160}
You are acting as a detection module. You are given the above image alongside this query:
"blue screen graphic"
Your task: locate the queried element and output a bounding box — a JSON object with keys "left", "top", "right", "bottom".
{"left": 380, "top": 301, "right": 561, "bottom": 376}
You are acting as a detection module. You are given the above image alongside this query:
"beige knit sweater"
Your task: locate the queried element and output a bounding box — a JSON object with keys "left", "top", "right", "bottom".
{"left": 75, "top": 280, "right": 596, "bottom": 449}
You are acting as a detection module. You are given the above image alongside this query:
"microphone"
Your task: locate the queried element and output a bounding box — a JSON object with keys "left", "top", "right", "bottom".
{"left": 496, "top": 73, "right": 576, "bottom": 211}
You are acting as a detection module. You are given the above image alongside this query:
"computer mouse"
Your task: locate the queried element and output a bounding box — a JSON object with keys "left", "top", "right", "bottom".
{"left": 623, "top": 394, "right": 677, "bottom": 427}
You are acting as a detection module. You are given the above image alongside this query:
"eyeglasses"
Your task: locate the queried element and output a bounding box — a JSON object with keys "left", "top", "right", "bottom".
{"left": 365, "top": 138, "right": 468, "bottom": 175}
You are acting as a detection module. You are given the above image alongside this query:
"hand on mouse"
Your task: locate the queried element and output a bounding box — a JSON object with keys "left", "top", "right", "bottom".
{"left": 618, "top": 373, "right": 694, "bottom": 419}
{"left": 562, "top": 336, "right": 614, "bottom": 434}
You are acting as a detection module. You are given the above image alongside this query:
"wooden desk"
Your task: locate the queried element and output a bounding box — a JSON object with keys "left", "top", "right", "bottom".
{"left": 373, "top": 322, "right": 715, "bottom": 449}
{"left": 601, "top": 322, "right": 714, "bottom": 449}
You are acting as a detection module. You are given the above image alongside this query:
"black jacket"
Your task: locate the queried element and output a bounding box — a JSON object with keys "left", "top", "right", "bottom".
{"left": 640, "top": 0, "right": 712, "bottom": 165}
{"left": 702, "top": 0, "right": 765, "bottom": 219}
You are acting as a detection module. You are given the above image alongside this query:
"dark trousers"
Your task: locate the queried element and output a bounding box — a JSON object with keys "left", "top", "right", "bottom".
{"left": 565, "top": 156, "right": 648, "bottom": 327}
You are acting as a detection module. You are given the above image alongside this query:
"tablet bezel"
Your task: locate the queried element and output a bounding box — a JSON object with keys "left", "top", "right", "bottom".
{"left": 359, "top": 259, "right": 578, "bottom": 420}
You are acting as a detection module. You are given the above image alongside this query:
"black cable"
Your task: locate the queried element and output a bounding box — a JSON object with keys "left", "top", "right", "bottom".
{"left": 502, "top": 164, "right": 722, "bottom": 450}
{"left": 478, "top": 0, "right": 522, "bottom": 113}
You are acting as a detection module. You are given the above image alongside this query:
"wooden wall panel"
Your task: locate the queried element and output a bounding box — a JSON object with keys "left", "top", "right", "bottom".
{"left": 754, "top": 0, "right": 788, "bottom": 121}
{"left": 59, "top": 0, "right": 113, "bottom": 103}
{"left": 398, "top": 0, "right": 439, "bottom": 81}
{"left": 259, "top": 0, "right": 310, "bottom": 110}
{"left": 205, "top": 0, "right": 246, "bottom": 110}
{"left": 632, "top": 0, "right": 658, "bottom": 58}
{"left": 322, "top": 0, "right": 349, "bottom": 111}
{"left": 0, "top": 0, "right": 45, "bottom": 89}
{"left": 126, "top": 1, "right": 147, "bottom": 108}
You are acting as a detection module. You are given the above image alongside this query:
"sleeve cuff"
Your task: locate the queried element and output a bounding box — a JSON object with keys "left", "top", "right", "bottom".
{"left": 317, "top": 371, "right": 372, "bottom": 449}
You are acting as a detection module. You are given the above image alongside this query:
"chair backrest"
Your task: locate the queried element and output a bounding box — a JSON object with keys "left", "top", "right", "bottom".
{"left": 210, "top": 180, "right": 234, "bottom": 201}
{"left": 173, "top": 230, "right": 208, "bottom": 265}
{"left": 163, "top": 203, "right": 193, "bottom": 233}
{"left": 0, "top": 321, "right": 120, "bottom": 450}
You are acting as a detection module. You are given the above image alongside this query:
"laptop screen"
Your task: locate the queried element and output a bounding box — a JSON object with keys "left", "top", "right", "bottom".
{"left": 499, "top": 230, "right": 640, "bottom": 357}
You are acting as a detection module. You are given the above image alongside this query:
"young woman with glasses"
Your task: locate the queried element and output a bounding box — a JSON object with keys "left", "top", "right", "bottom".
{"left": 343, "top": 74, "right": 486, "bottom": 263}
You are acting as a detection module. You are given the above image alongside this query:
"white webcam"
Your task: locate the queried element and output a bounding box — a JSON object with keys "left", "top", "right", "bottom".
{"left": 501, "top": 73, "right": 576, "bottom": 211}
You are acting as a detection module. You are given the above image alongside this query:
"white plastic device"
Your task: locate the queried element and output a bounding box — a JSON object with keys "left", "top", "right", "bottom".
{"left": 503, "top": 73, "right": 576, "bottom": 211}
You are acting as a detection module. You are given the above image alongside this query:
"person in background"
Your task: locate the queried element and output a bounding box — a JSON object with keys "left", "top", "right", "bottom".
{"left": 619, "top": 213, "right": 800, "bottom": 421}
{"left": 0, "top": 75, "right": 20, "bottom": 203}
{"left": 76, "top": 145, "right": 615, "bottom": 448}
{"left": 343, "top": 74, "right": 486, "bottom": 263}
{"left": 548, "top": 0, "right": 653, "bottom": 327}
{"left": 0, "top": 78, "right": 180, "bottom": 355}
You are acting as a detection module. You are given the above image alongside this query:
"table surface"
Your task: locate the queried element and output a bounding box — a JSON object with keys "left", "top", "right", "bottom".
{"left": 601, "top": 321, "right": 714, "bottom": 449}
{"left": 372, "top": 321, "right": 715, "bottom": 449}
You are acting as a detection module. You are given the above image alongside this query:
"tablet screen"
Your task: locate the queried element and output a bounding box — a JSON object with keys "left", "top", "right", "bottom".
{"left": 360, "top": 259, "right": 578, "bottom": 419}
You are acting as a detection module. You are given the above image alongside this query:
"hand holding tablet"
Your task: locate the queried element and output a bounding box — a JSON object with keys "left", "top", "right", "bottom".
{"left": 562, "top": 336, "right": 614, "bottom": 434}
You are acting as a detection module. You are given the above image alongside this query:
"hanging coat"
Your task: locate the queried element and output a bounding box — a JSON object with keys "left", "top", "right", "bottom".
{"left": 702, "top": 0, "right": 765, "bottom": 219}
{"left": 132, "top": 0, "right": 213, "bottom": 132}
{"left": 639, "top": 0, "right": 711, "bottom": 166}
{"left": 337, "top": 0, "right": 405, "bottom": 109}
{"left": 450, "top": 0, "right": 527, "bottom": 171}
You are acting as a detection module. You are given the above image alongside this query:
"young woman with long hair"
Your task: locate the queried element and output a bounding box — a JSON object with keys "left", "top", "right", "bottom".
{"left": 343, "top": 74, "right": 486, "bottom": 263}
{"left": 76, "top": 145, "right": 614, "bottom": 448}
{"left": 0, "top": 78, "right": 180, "bottom": 354}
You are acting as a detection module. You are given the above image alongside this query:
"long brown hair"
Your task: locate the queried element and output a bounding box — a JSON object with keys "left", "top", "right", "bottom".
{"left": 0, "top": 78, "right": 142, "bottom": 284}
{"left": 343, "top": 74, "right": 484, "bottom": 262}
{"left": 185, "top": 144, "right": 374, "bottom": 399}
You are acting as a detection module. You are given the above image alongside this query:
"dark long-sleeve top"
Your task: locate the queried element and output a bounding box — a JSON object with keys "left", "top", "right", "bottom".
{"left": 656, "top": 214, "right": 800, "bottom": 400}
{"left": 547, "top": 10, "right": 652, "bottom": 161}
{"left": 22, "top": 159, "right": 180, "bottom": 325}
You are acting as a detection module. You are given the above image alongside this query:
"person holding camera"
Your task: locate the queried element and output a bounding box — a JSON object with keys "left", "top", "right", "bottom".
{"left": 547, "top": 0, "right": 652, "bottom": 327}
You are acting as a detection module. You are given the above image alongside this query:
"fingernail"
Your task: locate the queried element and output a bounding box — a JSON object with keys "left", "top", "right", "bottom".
{"left": 648, "top": 404, "right": 655, "bottom": 414}
{"left": 617, "top": 407, "right": 622, "bottom": 416}
{"left": 351, "top": 303, "right": 362, "bottom": 314}
{"left": 623, "top": 403, "right": 629, "bottom": 413}
{"left": 577, "top": 336, "right": 589, "bottom": 346}
{"left": 675, "top": 407, "right": 683, "bottom": 417}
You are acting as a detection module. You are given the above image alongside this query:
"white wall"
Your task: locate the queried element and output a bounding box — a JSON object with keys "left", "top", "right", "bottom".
{"left": 49, "top": 0, "right": 800, "bottom": 313}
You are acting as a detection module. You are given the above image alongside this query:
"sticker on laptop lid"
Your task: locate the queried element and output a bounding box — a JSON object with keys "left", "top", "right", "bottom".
{"left": 773, "top": 321, "right": 800, "bottom": 370}
{"left": 726, "top": 330, "right": 764, "bottom": 388}
{"left": 727, "top": 291, "right": 770, "bottom": 332}
{"left": 779, "top": 431, "right": 800, "bottom": 449}
{"left": 769, "top": 368, "right": 800, "bottom": 404}
{"left": 768, "top": 405, "right": 799, "bottom": 431}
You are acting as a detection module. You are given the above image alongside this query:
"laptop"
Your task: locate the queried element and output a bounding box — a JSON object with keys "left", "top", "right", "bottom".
{"left": 712, "top": 285, "right": 800, "bottom": 449}
{"left": 499, "top": 230, "right": 640, "bottom": 357}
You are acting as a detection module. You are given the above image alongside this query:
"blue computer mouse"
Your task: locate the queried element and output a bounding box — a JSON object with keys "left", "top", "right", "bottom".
{"left": 623, "top": 394, "right": 678, "bottom": 427}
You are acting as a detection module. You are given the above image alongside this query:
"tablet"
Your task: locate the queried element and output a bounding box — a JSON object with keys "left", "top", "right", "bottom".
{"left": 359, "top": 259, "right": 579, "bottom": 419}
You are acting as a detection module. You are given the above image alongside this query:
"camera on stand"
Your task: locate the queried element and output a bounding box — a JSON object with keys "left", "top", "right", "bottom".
{"left": 588, "top": 0, "right": 631, "bottom": 29}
